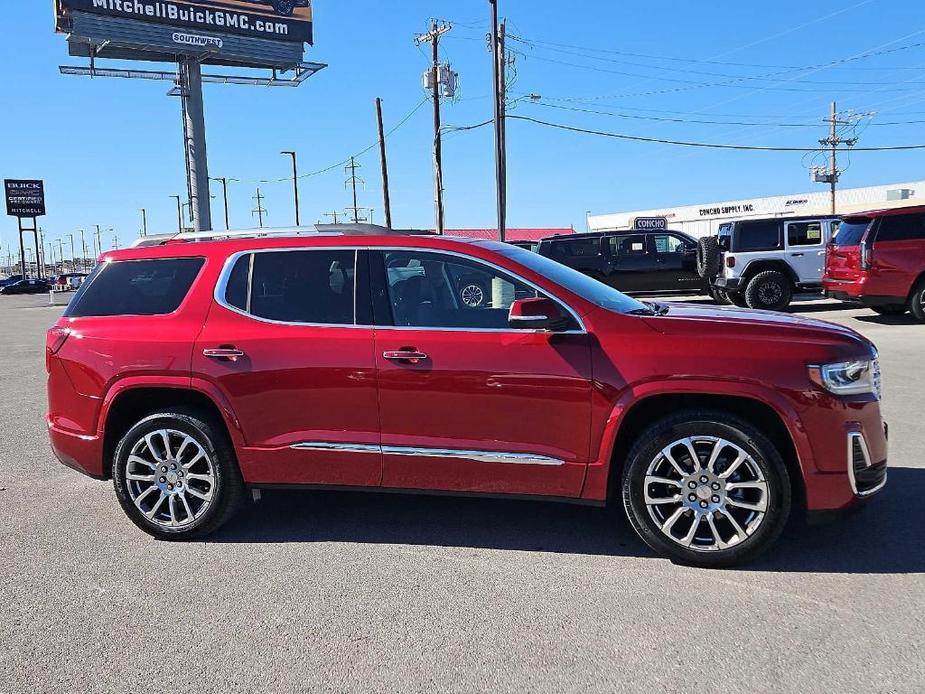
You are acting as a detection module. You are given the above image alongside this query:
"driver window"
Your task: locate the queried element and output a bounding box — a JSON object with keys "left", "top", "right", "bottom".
{"left": 382, "top": 250, "right": 547, "bottom": 329}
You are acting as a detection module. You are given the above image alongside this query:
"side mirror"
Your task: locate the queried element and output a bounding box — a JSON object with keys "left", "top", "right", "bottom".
{"left": 508, "top": 297, "right": 569, "bottom": 331}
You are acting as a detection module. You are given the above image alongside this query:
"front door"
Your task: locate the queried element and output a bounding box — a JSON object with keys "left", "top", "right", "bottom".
{"left": 604, "top": 233, "right": 656, "bottom": 292}
{"left": 193, "top": 247, "right": 382, "bottom": 487}
{"left": 649, "top": 233, "right": 703, "bottom": 292}
{"left": 371, "top": 248, "right": 593, "bottom": 498}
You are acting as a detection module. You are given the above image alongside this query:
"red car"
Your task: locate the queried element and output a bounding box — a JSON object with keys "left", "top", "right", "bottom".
{"left": 824, "top": 206, "right": 925, "bottom": 321}
{"left": 46, "top": 226, "right": 887, "bottom": 567}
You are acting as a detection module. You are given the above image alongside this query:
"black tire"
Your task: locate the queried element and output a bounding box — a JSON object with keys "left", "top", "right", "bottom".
{"left": 871, "top": 304, "right": 907, "bottom": 316}
{"left": 708, "top": 286, "right": 733, "bottom": 305}
{"left": 909, "top": 278, "right": 925, "bottom": 322}
{"left": 620, "top": 410, "right": 791, "bottom": 568}
{"left": 727, "top": 290, "right": 749, "bottom": 308}
{"left": 744, "top": 270, "right": 793, "bottom": 311}
{"left": 113, "top": 408, "right": 245, "bottom": 540}
{"left": 696, "top": 237, "right": 722, "bottom": 279}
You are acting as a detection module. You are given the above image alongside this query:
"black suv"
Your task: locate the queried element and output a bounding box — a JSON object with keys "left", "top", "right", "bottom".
{"left": 536, "top": 230, "right": 707, "bottom": 295}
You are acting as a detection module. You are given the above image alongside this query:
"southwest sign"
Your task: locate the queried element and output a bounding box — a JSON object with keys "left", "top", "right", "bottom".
{"left": 57, "top": 0, "right": 314, "bottom": 44}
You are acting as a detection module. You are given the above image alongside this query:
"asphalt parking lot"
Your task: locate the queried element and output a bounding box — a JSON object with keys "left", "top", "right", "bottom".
{"left": 1, "top": 292, "right": 922, "bottom": 693}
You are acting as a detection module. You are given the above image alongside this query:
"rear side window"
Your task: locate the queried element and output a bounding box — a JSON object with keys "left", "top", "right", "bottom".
{"left": 787, "top": 222, "right": 823, "bottom": 247}
{"left": 246, "top": 250, "right": 356, "bottom": 325}
{"left": 735, "top": 221, "right": 782, "bottom": 252}
{"left": 550, "top": 238, "right": 601, "bottom": 258}
{"left": 832, "top": 220, "right": 871, "bottom": 246}
{"left": 65, "top": 258, "right": 204, "bottom": 317}
{"left": 224, "top": 254, "right": 250, "bottom": 311}
{"left": 874, "top": 213, "right": 925, "bottom": 242}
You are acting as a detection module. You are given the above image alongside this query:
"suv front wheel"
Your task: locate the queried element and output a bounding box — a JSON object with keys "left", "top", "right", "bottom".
{"left": 744, "top": 271, "right": 793, "bottom": 311}
{"left": 910, "top": 277, "right": 925, "bottom": 322}
{"left": 621, "top": 411, "right": 791, "bottom": 568}
{"left": 113, "top": 408, "right": 244, "bottom": 540}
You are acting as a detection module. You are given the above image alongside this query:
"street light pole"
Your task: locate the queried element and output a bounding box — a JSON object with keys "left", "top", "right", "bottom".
{"left": 79, "top": 229, "right": 88, "bottom": 272}
{"left": 281, "top": 151, "right": 301, "bottom": 226}
{"left": 67, "top": 233, "right": 76, "bottom": 272}
{"left": 139, "top": 208, "right": 148, "bottom": 237}
{"left": 170, "top": 195, "right": 183, "bottom": 233}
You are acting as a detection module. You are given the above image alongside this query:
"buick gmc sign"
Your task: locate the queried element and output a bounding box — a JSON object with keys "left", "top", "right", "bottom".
{"left": 5, "top": 180, "right": 46, "bottom": 218}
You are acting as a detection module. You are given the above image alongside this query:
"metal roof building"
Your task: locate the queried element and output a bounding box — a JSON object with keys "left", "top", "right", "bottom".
{"left": 588, "top": 180, "right": 925, "bottom": 238}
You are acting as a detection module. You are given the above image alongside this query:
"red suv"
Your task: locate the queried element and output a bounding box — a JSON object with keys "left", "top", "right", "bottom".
{"left": 824, "top": 206, "right": 925, "bottom": 321}
{"left": 46, "top": 227, "right": 888, "bottom": 567}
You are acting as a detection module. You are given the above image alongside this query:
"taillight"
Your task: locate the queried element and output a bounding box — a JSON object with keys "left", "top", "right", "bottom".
{"left": 859, "top": 241, "right": 871, "bottom": 271}
{"left": 726, "top": 256, "right": 736, "bottom": 268}
{"left": 47, "top": 327, "right": 70, "bottom": 355}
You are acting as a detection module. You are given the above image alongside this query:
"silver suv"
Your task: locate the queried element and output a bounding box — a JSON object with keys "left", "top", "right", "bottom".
{"left": 698, "top": 216, "right": 840, "bottom": 310}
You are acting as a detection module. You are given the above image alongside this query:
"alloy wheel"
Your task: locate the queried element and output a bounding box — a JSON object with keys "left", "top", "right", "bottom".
{"left": 124, "top": 428, "right": 216, "bottom": 528}
{"left": 643, "top": 436, "right": 769, "bottom": 552}
{"left": 460, "top": 284, "right": 486, "bottom": 308}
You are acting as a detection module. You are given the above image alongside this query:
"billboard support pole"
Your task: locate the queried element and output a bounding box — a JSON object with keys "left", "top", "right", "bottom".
{"left": 180, "top": 59, "right": 212, "bottom": 233}
{"left": 17, "top": 219, "right": 27, "bottom": 280}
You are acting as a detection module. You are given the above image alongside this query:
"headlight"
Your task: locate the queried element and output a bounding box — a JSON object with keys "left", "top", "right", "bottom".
{"left": 809, "top": 357, "right": 881, "bottom": 399}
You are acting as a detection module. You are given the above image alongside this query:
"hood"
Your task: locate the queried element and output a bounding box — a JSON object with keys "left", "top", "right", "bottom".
{"left": 638, "top": 302, "right": 874, "bottom": 354}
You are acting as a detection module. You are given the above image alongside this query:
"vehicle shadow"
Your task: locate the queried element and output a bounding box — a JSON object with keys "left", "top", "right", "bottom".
{"left": 853, "top": 313, "right": 921, "bottom": 326}
{"left": 212, "top": 467, "right": 925, "bottom": 574}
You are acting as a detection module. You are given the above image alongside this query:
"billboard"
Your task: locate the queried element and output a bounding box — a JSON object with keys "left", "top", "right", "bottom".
{"left": 56, "top": 0, "right": 313, "bottom": 45}
{"left": 5, "top": 180, "right": 46, "bottom": 218}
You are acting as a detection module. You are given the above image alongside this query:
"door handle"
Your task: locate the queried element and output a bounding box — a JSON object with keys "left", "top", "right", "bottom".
{"left": 791, "top": 252, "right": 805, "bottom": 257}
{"left": 383, "top": 349, "right": 428, "bottom": 364}
{"left": 203, "top": 348, "right": 245, "bottom": 362}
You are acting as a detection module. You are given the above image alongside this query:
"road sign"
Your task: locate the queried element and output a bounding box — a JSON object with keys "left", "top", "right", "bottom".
{"left": 5, "top": 180, "right": 45, "bottom": 218}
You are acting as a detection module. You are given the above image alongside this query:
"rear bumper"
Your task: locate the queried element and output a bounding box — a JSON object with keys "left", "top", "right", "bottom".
{"left": 713, "top": 277, "right": 741, "bottom": 290}
{"left": 47, "top": 417, "right": 105, "bottom": 479}
{"left": 824, "top": 289, "right": 905, "bottom": 307}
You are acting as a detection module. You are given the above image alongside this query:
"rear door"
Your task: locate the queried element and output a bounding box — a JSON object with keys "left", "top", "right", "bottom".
{"left": 784, "top": 220, "right": 826, "bottom": 284}
{"left": 603, "top": 233, "right": 656, "bottom": 292}
{"left": 869, "top": 212, "right": 925, "bottom": 297}
{"left": 192, "top": 247, "right": 382, "bottom": 487}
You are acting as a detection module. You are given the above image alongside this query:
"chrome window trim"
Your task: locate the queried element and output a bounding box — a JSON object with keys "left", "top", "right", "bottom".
{"left": 214, "top": 247, "right": 363, "bottom": 329}
{"left": 847, "top": 431, "right": 887, "bottom": 497}
{"left": 213, "top": 245, "right": 588, "bottom": 334}
{"left": 289, "top": 442, "right": 564, "bottom": 466}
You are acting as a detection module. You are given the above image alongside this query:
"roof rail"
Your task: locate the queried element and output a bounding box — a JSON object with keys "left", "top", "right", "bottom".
{"left": 166, "top": 223, "right": 432, "bottom": 243}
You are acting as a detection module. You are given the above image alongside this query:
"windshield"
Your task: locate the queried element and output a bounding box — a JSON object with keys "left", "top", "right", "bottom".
{"left": 832, "top": 219, "right": 871, "bottom": 246}
{"left": 494, "top": 244, "right": 649, "bottom": 314}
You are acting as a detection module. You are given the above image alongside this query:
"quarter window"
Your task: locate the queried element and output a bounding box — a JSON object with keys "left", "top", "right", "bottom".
{"left": 65, "top": 258, "right": 204, "bottom": 317}
{"left": 787, "top": 222, "right": 824, "bottom": 247}
{"left": 735, "top": 221, "right": 782, "bottom": 252}
{"left": 875, "top": 213, "right": 925, "bottom": 242}
{"left": 381, "top": 250, "right": 554, "bottom": 330}
{"left": 227, "top": 250, "right": 357, "bottom": 325}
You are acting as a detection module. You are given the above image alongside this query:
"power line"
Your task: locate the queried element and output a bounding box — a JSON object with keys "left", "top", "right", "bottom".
{"left": 496, "top": 114, "right": 925, "bottom": 151}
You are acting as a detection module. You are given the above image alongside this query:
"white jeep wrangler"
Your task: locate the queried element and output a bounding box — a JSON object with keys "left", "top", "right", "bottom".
{"left": 697, "top": 216, "right": 840, "bottom": 310}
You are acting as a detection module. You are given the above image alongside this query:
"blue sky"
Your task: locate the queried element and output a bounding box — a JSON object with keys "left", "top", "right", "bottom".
{"left": 1, "top": 0, "right": 924, "bottom": 256}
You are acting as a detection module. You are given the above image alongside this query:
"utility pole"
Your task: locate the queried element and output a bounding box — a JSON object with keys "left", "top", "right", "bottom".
{"left": 375, "top": 98, "right": 393, "bottom": 229}
{"left": 324, "top": 210, "right": 341, "bottom": 224}
{"left": 170, "top": 195, "right": 183, "bottom": 232}
{"left": 415, "top": 21, "right": 452, "bottom": 234}
{"left": 79, "top": 229, "right": 88, "bottom": 272}
{"left": 94, "top": 225, "right": 103, "bottom": 258}
{"left": 345, "top": 157, "right": 364, "bottom": 224}
{"left": 252, "top": 188, "right": 267, "bottom": 228}
{"left": 817, "top": 101, "right": 857, "bottom": 216}
{"left": 210, "top": 177, "right": 234, "bottom": 230}
{"left": 66, "top": 233, "right": 76, "bottom": 272}
{"left": 113, "top": 234, "right": 120, "bottom": 250}
{"left": 281, "top": 151, "right": 301, "bottom": 226}
{"left": 139, "top": 208, "right": 148, "bottom": 237}
{"left": 490, "top": 0, "right": 507, "bottom": 242}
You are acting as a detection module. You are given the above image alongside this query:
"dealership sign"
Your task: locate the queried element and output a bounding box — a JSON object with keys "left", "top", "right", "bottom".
{"left": 632, "top": 216, "right": 668, "bottom": 231}
{"left": 4, "top": 180, "right": 46, "bottom": 218}
{"left": 57, "top": 0, "right": 313, "bottom": 44}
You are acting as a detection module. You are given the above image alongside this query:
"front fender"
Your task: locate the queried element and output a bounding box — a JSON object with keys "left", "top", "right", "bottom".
{"left": 580, "top": 378, "right": 814, "bottom": 501}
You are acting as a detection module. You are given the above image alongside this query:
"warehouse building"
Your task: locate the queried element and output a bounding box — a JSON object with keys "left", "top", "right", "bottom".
{"left": 588, "top": 180, "right": 925, "bottom": 238}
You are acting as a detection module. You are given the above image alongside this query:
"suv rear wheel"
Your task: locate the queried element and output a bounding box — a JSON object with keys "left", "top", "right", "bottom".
{"left": 745, "top": 271, "right": 793, "bottom": 311}
{"left": 910, "top": 278, "right": 925, "bottom": 322}
{"left": 708, "top": 286, "right": 732, "bottom": 305}
{"left": 113, "top": 408, "right": 244, "bottom": 540}
{"left": 621, "top": 411, "right": 791, "bottom": 568}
